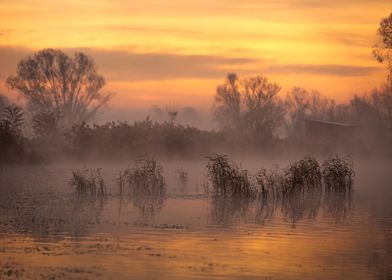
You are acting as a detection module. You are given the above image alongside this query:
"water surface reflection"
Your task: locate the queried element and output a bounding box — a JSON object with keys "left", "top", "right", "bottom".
{"left": 0, "top": 163, "right": 391, "bottom": 279}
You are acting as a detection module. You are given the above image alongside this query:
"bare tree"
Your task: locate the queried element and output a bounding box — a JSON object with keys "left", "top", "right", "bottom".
{"left": 6, "top": 49, "right": 112, "bottom": 128}
{"left": 369, "top": 88, "right": 392, "bottom": 138}
{"left": 213, "top": 73, "right": 285, "bottom": 141}
{"left": 372, "top": 13, "right": 392, "bottom": 139}
{"left": 286, "top": 87, "right": 336, "bottom": 121}
{"left": 241, "top": 75, "right": 284, "bottom": 140}
{"left": 213, "top": 73, "right": 241, "bottom": 130}
{"left": 373, "top": 13, "right": 392, "bottom": 85}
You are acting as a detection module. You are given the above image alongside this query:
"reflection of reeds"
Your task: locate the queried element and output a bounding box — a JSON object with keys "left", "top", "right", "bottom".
{"left": 209, "top": 190, "right": 352, "bottom": 226}
{"left": 70, "top": 168, "right": 106, "bottom": 197}
{"left": 323, "top": 190, "right": 352, "bottom": 222}
{"left": 208, "top": 197, "right": 252, "bottom": 226}
{"left": 280, "top": 190, "right": 322, "bottom": 223}
{"left": 206, "top": 154, "right": 355, "bottom": 226}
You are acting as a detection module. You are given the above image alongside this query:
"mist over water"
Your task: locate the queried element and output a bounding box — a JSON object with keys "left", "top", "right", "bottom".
{"left": 0, "top": 156, "right": 390, "bottom": 279}
{"left": 1, "top": 5, "right": 392, "bottom": 279}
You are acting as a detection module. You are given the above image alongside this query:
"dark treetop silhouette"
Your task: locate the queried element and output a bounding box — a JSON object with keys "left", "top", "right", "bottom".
{"left": 6, "top": 49, "right": 112, "bottom": 128}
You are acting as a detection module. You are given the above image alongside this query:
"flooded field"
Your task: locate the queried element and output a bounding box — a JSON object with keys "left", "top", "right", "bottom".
{"left": 0, "top": 158, "right": 391, "bottom": 279}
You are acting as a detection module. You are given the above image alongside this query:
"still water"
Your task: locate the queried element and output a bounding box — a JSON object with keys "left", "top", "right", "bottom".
{"left": 0, "top": 159, "right": 391, "bottom": 279}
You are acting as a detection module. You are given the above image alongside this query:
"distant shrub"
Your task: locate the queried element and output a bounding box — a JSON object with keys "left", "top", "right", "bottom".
{"left": 322, "top": 156, "right": 355, "bottom": 192}
{"left": 70, "top": 168, "right": 106, "bottom": 197}
{"left": 66, "top": 119, "right": 220, "bottom": 159}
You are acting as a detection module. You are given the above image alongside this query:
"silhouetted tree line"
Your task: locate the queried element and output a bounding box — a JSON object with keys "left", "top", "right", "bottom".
{"left": 1, "top": 13, "right": 392, "bottom": 161}
{"left": 213, "top": 73, "right": 392, "bottom": 150}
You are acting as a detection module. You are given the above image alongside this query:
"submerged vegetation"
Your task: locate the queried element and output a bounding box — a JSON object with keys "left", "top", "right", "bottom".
{"left": 116, "top": 157, "right": 167, "bottom": 216}
{"left": 283, "top": 156, "right": 322, "bottom": 195}
{"left": 69, "top": 157, "right": 167, "bottom": 216}
{"left": 322, "top": 156, "right": 355, "bottom": 192}
{"left": 206, "top": 154, "right": 354, "bottom": 226}
{"left": 116, "top": 157, "right": 166, "bottom": 197}
{"left": 206, "top": 154, "right": 354, "bottom": 200}
{"left": 70, "top": 168, "right": 106, "bottom": 197}
{"left": 206, "top": 154, "right": 255, "bottom": 198}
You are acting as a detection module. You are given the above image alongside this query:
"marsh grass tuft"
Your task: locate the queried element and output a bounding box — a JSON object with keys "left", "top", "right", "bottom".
{"left": 255, "top": 167, "right": 285, "bottom": 199}
{"left": 206, "top": 154, "right": 256, "bottom": 198}
{"left": 116, "top": 157, "right": 166, "bottom": 196}
{"left": 175, "top": 168, "right": 188, "bottom": 186}
{"left": 116, "top": 157, "right": 167, "bottom": 217}
{"left": 70, "top": 168, "right": 106, "bottom": 197}
{"left": 206, "top": 154, "right": 354, "bottom": 200}
{"left": 322, "top": 156, "right": 355, "bottom": 192}
{"left": 283, "top": 156, "right": 322, "bottom": 195}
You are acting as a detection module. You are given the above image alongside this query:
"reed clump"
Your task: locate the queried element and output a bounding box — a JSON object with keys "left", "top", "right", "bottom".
{"left": 116, "top": 157, "right": 166, "bottom": 217}
{"left": 255, "top": 167, "right": 284, "bottom": 199}
{"left": 116, "top": 157, "right": 166, "bottom": 197}
{"left": 206, "top": 154, "right": 255, "bottom": 198}
{"left": 70, "top": 168, "right": 106, "bottom": 197}
{"left": 206, "top": 154, "right": 354, "bottom": 200}
{"left": 283, "top": 156, "right": 322, "bottom": 195}
{"left": 175, "top": 168, "right": 188, "bottom": 185}
{"left": 322, "top": 156, "right": 355, "bottom": 192}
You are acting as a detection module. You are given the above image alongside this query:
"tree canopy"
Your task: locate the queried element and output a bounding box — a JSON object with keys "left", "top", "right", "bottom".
{"left": 373, "top": 13, "right": 392, "bottom": 84}
{"left": 213, "top": 73, "right": 285, "bottom": 141}
{"left": 6, "top": 49, "right": 112, "bottom": 128}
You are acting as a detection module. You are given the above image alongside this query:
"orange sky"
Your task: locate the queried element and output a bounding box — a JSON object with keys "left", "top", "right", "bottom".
{"left": 0, "top": 0, "right": 391, "bottom": 112}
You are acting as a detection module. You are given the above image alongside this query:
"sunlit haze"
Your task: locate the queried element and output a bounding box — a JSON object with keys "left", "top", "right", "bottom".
{"left": 0, "top": 0, "right": 390, "bottom": 122}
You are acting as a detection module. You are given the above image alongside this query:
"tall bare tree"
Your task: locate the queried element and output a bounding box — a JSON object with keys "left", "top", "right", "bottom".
{"left": 213, "top": 73, "right": 241, "bottom": 130}
{"left": 213, "top": 73, "right": 284, "bottom": 141}
{"left": 372, "top": 13, "right": 392, "bottom": 138}
{"left": 373, "top": 12, "right": 392, "bottom": 85}
{"left": 6, "top": 49, "right": 112, "bottom": 128}
{"left": 285, "top": 87, "right": 336, "bottom": 121}
{"left": 241, "top": 76, "right": 284, "bottom": 140}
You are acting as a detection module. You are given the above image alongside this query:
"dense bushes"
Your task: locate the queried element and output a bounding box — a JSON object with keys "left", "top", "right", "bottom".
{"left": 66, "top": 119, "right": 221, "bottom": 158}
